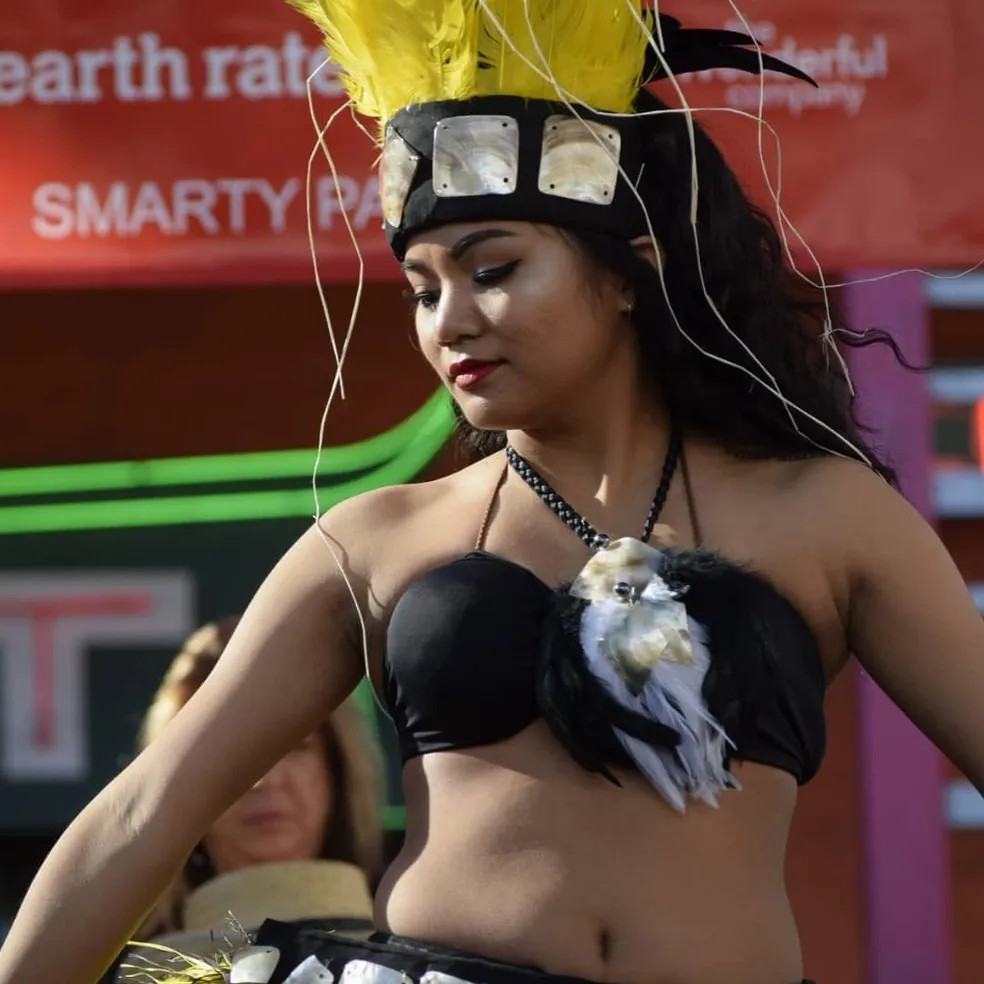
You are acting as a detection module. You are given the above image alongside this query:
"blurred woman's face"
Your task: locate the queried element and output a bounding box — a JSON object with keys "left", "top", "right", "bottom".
{"left": 203, "top": 732, "right": 332, "bottom": 874}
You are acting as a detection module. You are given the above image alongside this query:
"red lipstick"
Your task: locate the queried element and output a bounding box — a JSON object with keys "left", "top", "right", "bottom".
{"left": 449, "top": 358, "right": 502, "bottom": 390}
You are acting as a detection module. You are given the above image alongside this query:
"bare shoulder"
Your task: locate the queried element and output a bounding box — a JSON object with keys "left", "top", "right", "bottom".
{"left": 779, "top": 453, "right": 899, "bottom": 513}
{"left": 781, "top": 454, "right": 916, "bottom": 529}
{"left": 323, "top": 452, "right": 504, "bottom": 530}
{"left": 315, "top": 451, "right": 507, "bottom": 574}
{"left": 694, "top": 444, "right": 903, "bottom": 540}
{"left": 801, "top": 457, "right": 984, "bottom": 792}
{"left": 778, "top": 454, "right": 939, "bottom": 583}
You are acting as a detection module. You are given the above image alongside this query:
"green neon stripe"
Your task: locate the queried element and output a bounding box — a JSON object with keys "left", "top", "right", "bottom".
{"left": 382, "top": 804, "right": 407, "bottom": 831}
{"left": 0, "top": 389, "right": 449, "bottom": 499}
{"left": 351, "top": 679, "right": 399, "bottom": 829}
{"left": 0, "top": 397, "right": 454, "bottom": 535}
{"left": 351, "top": 678, "right": 377, "bottom": 728}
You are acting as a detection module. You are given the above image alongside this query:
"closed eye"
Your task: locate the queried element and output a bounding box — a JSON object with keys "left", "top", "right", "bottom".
{"left": 403, "top": 287, "right": 439, "bottom": 311}
{"left": 473, "top": 260, "right": 520, "bottom": 287}
{"left": 403, "top": 260, "right": 519, "bottom": 312}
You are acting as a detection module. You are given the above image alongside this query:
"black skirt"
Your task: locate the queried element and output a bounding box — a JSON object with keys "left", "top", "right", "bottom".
{"left": 254, "top": 921, "right": 817, "bottom": 984}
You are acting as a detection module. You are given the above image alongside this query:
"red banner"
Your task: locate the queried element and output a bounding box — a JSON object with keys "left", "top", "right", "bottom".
{"left": 1, "top": 1, "right": 982, "bottom": 287}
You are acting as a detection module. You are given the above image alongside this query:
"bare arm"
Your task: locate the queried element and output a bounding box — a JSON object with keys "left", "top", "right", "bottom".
{"left": 836, "top": 466, "right": 984, "bottom": 793}
{"left": 0, "top": 499, "right": 379, "bottom": 984}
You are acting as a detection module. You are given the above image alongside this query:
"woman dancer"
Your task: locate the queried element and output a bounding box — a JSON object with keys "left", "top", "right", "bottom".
{"left": 1, "top": 4, "right": 982, "bottom": 984}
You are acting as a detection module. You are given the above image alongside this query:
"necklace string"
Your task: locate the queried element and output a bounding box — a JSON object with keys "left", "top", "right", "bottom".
{"left": 504, "top": 426, "right": 683, "bottom": 550}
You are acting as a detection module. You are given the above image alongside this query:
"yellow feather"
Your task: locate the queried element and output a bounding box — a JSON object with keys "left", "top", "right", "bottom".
{"left": 474, "top": 1, "right": 648, "bottom": 112}
{"left": 117, "top": 940, "right": 229, "bottom": 983}
{"left": 288, "top": 0, "right": 648, "bottom": 135}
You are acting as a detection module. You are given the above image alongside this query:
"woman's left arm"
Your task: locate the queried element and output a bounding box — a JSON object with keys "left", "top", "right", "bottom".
{"left": 838, "top": 465, "right": 984, "bottom": 793}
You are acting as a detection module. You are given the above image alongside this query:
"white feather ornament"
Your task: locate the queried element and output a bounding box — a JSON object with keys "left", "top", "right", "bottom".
{"left": 571, "top": 537, "right": 737, "bottom": 811}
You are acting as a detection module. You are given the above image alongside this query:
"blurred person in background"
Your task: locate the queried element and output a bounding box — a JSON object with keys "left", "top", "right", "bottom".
{"left": 114, "top": 616, "right": 383, "bottom": 968}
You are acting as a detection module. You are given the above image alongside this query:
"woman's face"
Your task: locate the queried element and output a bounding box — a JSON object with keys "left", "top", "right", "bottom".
{"left": 402, "top": 220, "right": 632, "bottom": 432}
{"left": 203, "top": 732, "right": 332, "bottom": 875}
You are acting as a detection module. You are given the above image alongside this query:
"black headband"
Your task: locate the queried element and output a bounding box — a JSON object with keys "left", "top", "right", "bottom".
{"left": 383, "top": 14, "right": 815, "bottom": 259}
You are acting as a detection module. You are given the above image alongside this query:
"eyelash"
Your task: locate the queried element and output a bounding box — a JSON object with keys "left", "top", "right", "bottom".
{"left": 404, "top": 260, "right": 520, "bottom": 312}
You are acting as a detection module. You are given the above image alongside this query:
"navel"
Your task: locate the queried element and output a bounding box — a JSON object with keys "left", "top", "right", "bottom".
{"left": 598, "top": 928, "right": 612, "bottom": 964}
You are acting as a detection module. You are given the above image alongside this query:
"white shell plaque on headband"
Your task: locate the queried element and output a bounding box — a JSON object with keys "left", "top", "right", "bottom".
{"left": 432, "top": 115, "right": 519, "bottom": 198}
{"left": 538, "top": 115, "right": 621, "bottom": 206}
{"left": 380, "top": 128, "right": 419, "bottom": 227}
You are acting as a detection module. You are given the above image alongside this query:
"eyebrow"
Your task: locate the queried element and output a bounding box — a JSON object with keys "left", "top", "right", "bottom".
{"left": 400, "top": 228, "right": 517, "bottom": 273}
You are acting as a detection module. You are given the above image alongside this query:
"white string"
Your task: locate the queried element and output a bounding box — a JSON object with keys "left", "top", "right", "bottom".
{"left": 684, "top": 3, "right": 984, "bottom": 366}
{"left": 580, "top": 98, "right": 984, "bottom": 296}
{"left": 482, "top": 0, "right": 872, "bottom": 465}
{"left": 717, "top": 0, "right": 851, "bottom": 388}
{"left": 297, "top": 2, "right": 984, "bottom": 712}
{"left": 710, "top": 7, "right": 984, "bottom": 292}
{"left": 494, "top": 1, "right": 809, "bottom": 443}
{"left": 305, "top": 94, "right": 351, "bottom": 401}
{"left": 306, "top": 59, "right": 369, "bottom": 415}
{"left": 304, "top": 62, "right": 385, "bottom": 715}
{"left": 348, "top": 97, "right": 380, "bottom": 146}
{"left": 625, "top": 0, "right": 868, "bottom": 461}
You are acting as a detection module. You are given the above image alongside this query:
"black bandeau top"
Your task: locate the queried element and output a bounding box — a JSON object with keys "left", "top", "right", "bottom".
{"left": 383, "top": 545, "right": 827, "bottom": 786}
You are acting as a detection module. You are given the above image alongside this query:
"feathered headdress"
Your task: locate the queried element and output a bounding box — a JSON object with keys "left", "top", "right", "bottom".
{"left": 290, "top": 0, "right": 651, "bottom": 122}
{"left": 289, "top": 0, "right": 815, "bottom": 257}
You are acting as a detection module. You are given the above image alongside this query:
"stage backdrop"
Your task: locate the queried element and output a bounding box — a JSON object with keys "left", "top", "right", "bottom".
{"left": 1, "top": 0, "right": 982, "bottom": 287}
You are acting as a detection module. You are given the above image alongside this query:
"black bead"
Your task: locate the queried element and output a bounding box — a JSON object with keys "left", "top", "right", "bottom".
{"left": 504, "top": 429, "right": 682, "bottom": 550}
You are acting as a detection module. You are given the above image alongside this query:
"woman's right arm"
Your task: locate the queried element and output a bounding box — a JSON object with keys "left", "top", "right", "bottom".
{"left": 0, "top": 500, "right": 378, "bottom": 984}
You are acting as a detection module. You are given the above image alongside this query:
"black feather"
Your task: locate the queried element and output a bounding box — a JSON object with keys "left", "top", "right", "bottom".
{"left": 656, "top": 549, "right": 824, "bottom": 779}
{"left": 643, "top": 12, "right": 818, "bottom": 88}
{"left": 534, "top": 548, "right": 825, "bottom": 787}
{"left": 536, "top": 589, "right": 679, "bottom": 787}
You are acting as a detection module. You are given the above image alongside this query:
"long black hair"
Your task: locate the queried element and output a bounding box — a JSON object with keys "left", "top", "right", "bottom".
{"left": 458, "top": 88, "right": 912, "bottom": 483}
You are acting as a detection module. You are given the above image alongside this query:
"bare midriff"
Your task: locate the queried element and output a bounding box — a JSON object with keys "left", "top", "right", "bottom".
{"left": 375, "top": 722, "right": 802, "bottom": 984}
